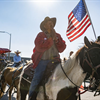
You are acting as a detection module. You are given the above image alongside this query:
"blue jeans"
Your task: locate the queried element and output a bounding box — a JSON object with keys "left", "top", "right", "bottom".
{"left": 28, "top": 59, "right": 50, "bottom": 99}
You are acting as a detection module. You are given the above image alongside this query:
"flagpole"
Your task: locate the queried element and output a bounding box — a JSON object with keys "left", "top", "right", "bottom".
{"left": 82, "top": 0, "right": 96, "bottom": 39}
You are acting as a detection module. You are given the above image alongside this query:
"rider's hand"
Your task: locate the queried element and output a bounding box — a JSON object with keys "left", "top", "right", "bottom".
{"left": 51, "top": 29, "right": 57, "bottom": 40}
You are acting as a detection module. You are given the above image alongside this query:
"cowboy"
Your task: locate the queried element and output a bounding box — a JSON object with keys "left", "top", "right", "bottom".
{"left": 13, "top": 50, "right": 21, "bottom": 67}
{"left": 0, "top": 53, "right": 6, "bottom": 62}
{"left": 28, "top": 16, "right": 66, "bottom": 100}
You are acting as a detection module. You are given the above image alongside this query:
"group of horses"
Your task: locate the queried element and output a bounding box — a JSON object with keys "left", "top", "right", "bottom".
{"left": 0, "top": 36, "right": 100, "bottom": 100}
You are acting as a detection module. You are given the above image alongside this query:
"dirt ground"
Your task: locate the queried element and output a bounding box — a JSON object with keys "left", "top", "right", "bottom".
{"left": 81, "top": 91, "right": 100, "bottom": 100}
{"left": 1, "top": 86, "right": 100, "bottom": 100}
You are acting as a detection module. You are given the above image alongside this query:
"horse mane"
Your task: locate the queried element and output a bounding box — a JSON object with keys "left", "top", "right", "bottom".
{"left": 49, "top": 44, "right": 87, "bottom": 81}
{"left": 46, "top": 46, "right": 87, "bottom": 88}
{"left": 52, "top": 53, "right": 78, "bottom": 79}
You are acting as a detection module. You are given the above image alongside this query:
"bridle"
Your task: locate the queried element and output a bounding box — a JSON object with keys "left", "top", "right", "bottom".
{"left": 82, "top": 47, "right": 100, "bottom": 78}
{"left": 82, "top": 47, "right": 100, "bottom": 96}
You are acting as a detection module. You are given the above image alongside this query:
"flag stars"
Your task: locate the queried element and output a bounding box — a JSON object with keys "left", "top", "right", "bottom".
{"left": 73, "top": 0, "right": 86, "bottom": 22}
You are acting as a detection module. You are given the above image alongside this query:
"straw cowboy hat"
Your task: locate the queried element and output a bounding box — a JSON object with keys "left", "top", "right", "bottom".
{"left": 40, "top": 16, "right": 56, "bottom": 31}
{"left": 15, "top": 50, "right": 21, "bottom": 54}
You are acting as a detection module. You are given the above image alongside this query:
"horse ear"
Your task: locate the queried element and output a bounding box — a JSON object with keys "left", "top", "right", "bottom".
{"left": 84, "top": 36, "right": 92, "bottom": 48}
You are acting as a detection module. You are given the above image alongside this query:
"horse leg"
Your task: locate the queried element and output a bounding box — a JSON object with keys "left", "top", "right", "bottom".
{"left": 56, "top": 87, "right": 72, "bottom": 100}
{"left": 56, "top": 87, "right": 78, "bottom": 100}
{"left": 20, "top": 88, "right": 28, "bottom": 100}
{"left": 9, "top": 86, "right": 13, "bottom": 100}
{"left": 20, "top": 77, "right": 31, "bottom": 100}
{"left": 65, "top": 87, "right": 78, "bottom": 100}
{"left": 0, "top": 83, "right": 6, "bottom": 98}
{"left": 16, "top": 85, "right": 21, "bottom": 100}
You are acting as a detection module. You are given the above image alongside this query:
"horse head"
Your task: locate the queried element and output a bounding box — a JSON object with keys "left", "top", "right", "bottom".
{"left": 81, "top": 36, "right": 100, "bottom": 92}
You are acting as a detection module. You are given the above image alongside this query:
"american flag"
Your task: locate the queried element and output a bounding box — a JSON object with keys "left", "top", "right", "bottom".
{"left": 66, "top": 0, "right": 91, "bottom": 42}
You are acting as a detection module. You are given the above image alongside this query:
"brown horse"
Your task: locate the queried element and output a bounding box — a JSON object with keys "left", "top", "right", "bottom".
{"left": 0, "top": 61, "right": 32, "bottom": 100}
{"left": 0, "top": 66, "right": 23, "bottom": 100}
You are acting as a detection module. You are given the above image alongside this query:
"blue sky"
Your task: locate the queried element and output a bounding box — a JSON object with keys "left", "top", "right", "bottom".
{"left": 0, "top": 0, "right": 100, "bottom": 59}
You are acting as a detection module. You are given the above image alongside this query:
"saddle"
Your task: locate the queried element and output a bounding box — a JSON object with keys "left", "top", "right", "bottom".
{"left": 41, "top": 59, "right": 60, "bottom": 85}
{"left": 23, "top": 63, "right": 34, "bottom": 82}
{"left": 23, "top": 59, "right": 60, "bottom": 83}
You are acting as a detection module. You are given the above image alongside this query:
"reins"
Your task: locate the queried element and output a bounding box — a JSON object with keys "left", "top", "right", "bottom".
{"left": 60, "top": 63, "right": 87, "bottom": 100}
{"left": 60, "top": 47, "right": 100, "bottom": 96}
{"left": 60, "top": 63, "right": 88, "bottom": 91}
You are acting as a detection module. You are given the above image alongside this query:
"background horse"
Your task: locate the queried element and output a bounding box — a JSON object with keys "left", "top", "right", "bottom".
{"left": 0, "top": 66, "right": 23, "bottom": 100}
{"left": 0, "top": 61, "right": 32, "bottom": 100}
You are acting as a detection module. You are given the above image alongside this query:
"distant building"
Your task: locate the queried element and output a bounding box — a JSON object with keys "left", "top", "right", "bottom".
{"left": 6, "top": 52, "right": 31, "bottom": 62}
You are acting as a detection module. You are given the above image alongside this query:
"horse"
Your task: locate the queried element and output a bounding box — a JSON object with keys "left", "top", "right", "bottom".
{"left": 0, "top": 66, "right": 23, "bottom": 100}
{"left": 33, "top": 36, "right": 100, "bottom": 100}
{"left": 19, "top": 36, "right": 100, "bottom": 100}
{"left": 0, "top": 60, "right": 32, "bottom": 100}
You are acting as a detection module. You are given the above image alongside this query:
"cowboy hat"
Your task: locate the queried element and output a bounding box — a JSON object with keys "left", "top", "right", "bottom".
{"left": 15, "top": 50, "right": 21, "bottom": 54}
{"left": 40, "top": 16, "right": 56, "bottom": 31}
